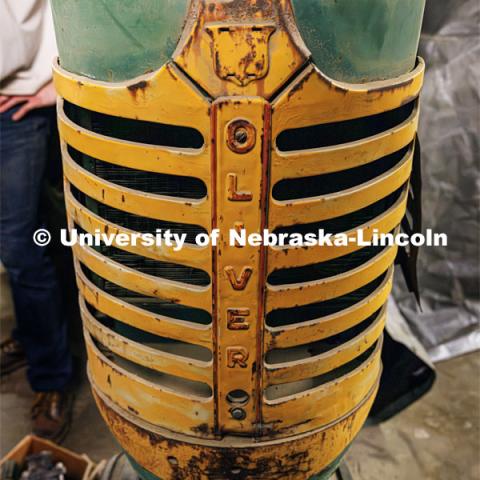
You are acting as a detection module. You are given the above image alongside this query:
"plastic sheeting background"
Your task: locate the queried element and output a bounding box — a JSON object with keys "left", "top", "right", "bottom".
{"left": 393, "top": 0, "right": 480, "bottom": 362}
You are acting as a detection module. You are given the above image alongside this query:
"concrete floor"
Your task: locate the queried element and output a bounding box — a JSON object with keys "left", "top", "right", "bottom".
{"left": 1, "top": 269, "right": 479, "bottom": 479}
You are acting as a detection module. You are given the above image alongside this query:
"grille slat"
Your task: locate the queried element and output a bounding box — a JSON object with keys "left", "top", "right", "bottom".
{"left": 268, "top": 244, "right": 387, "bottom": 286}
{"left": 64, "top": 100, "right": 204, "bottom": 149}
{"left": 273, "top": 146, "right": 409, "bottom": 201}
{"left": 68, "top": 146, "right": 207, "bottom": 199}
{"left": 80, "top": 263, "right": 212, "bottom": 326}
{"left": 81, "top": 298, "right": 213, "bottom": 390}
{"left": 276, "top": 100, "right": 415, "bottom": 152}
{"left": 264, "top": 341, "right": 379, "bottom": 401}
{"left": 71, "top": 185, "right": 206, "bottom": 244}
{"left": 266, "top": 272, "right": 387, "bottom": 328}
{"left": 266, "top": 310, "right": 379, "bottom": 362}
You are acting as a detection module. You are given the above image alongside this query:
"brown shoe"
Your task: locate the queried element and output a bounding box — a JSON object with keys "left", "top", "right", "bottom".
{"left": 0, "top": 338, "right": 27, "bottom": 376}
{"left": 31, "top": 391, "right": 74, "bottom": 443}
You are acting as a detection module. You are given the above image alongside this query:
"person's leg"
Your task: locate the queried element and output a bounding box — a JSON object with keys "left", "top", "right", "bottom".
{"left": 0, "top": 105, "right": 72, "bottom": 392}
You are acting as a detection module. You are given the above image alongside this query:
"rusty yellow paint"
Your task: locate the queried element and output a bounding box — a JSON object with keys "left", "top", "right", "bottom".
{"left": 54, "top": 0, "right": 425, "bottom": 474}
{"left": 212, "top": 98, "right": 268, "bottom": 433}
{"left": 80, "top": 296, "right": 213, "bottom": 386}
{"left": 272, "top": 59, "right": 425, "bottom": 133}
{"left": 271, "top": 104, "right": 419, "bottom": 182}
{"left": 267, "top": 243, "right": 398, "bottom": 311}
{"left": 268, "top": 186, "right": 408, "bottom": 270}
{"left": 57, "top": 102, "right": 211, "bottom": 183}
{"left": 86, "top": 330, "right": 215, "bottom": 437}
{"left": 72, "top": 242, "right": 212, "bottom": 312}
{"left": 269, "top": 147, "right": 413, "bottom": 228}
{"left": 265, "top": 268, "right": 393, "bottom": 349}
{"left": 93, "top": 382, "right": 377, "bottom": 480}
{"left": 205, "top": 23, "right": 276, "bottom": 86}
{"left": 262, "top": 340, "right": 382, "bottom": 435}
{"left": 264, "top": 307, "right": 385, "bottom": 385}
{"left": 75, "top": 265, "right": 212, "bottom": 349}
{"left": 53, "top": 61, "right": 210, "bottom": 133}
{"left": 173, "top": 1, "right": 309, "bottom": 99}
{"left": 65, "top": 182, "right": 210, "bottom": 271}
{"left": 62, "top": 143, "right": 210, "bottom": 229}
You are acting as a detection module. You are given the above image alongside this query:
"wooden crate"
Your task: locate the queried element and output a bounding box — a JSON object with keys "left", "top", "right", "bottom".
{"left": 0, "top": 435, "right": 95, "bottom": 480}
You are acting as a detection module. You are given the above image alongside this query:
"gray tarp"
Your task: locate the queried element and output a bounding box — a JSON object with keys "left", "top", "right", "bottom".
{"left": 393, "top": 0, "right": 480, "bottom": 362}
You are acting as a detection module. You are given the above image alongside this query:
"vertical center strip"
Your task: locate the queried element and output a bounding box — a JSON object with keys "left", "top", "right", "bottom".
{"left": 212, "top": 97, "right": 269, "bottom": 434}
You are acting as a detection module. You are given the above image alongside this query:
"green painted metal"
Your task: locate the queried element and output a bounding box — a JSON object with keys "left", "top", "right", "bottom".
{"left": 292, "top": 0, "right": 425, "bottom": 82}
{"left": 51, "top": 0, "right": 424, "bottom": 83}
{"left": 50, "top": 0, "right": 188, "bottom": 81}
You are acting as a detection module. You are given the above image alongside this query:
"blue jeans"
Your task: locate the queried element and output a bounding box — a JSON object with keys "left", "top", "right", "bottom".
{"left": 0, "top": 105, "right": 72, "bottom": 392}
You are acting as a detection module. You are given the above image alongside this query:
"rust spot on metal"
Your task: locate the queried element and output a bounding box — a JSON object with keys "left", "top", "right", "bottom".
{"left": 206, "top": 23, "right": 275, "bottom": 87}
{"left": 127, "top": 80, "right": 148, "bottom": 100}
{"left": 92, "top": 384, "right": 375, "bottom": 479}
{"left": 128, "top": 405, "right": 140, "bottom": 415}
{"left": 191, "top": 423, "right": 210, "bottom": 435}
{"left": 287, "top": 69, "right": 314, "bottom": 100}
{"left": 227, "top": 119, "right": 257, "bottom": 153}
{"left": 210, "top": 103, "right": 221, "bottom": 438}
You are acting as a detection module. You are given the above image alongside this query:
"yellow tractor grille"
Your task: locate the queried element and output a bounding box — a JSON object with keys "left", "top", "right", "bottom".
{"left": 53, "top": 52, "right": 424, "bottom": 476}
{"left": 63, "top": 100, "right": 214, "bottom": 338}
{"left": 258, "top": 60, "right": 424, "bottom": 441}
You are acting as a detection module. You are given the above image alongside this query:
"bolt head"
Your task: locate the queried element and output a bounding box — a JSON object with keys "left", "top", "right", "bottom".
{"left": 231, "top": 408, "right": 247, "bottom": 420}
{"left": 234, "top": 127, "right": 248, "bottom": 144}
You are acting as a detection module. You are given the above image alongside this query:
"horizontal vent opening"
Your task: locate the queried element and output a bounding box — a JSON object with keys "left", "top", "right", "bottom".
{"left": 80, "top": 263, "right": 212, "bottom": 325}
{"left": 63, "top": 100, "right": 204, "bottom": 149}
{"left": 75, "top": 224, "right": 210, "bottom": 287}
{"left": 272, "top": 146, "right": 409, "bottom": 200}
{"left": 276, "top": 100, "right": 415, "bottom": 152}
{"left": 92, "top": 336, "right": 212, "bottom": 398}
{"left": 68, "top": 145, "right": 207, "bottom": 199}
{"left": 265, "top": 310, "right": 379, "bottom": 363}
{"left": 273, "top": 187, "right": 404, "bottom": 236}
{"left": 71, "top": 185, "right": 207, "bottom": 244}
{"left": 268, "top": 244, "right": 387, "bottom": 286}
{"left": 266, "top": 272, "right": 387, "bottom": 327}
{"left": 87, "top": 303, "right": 212, "bottom": 362}
{"left": 264, "top": 342, "right": 378, "bottom": 401}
